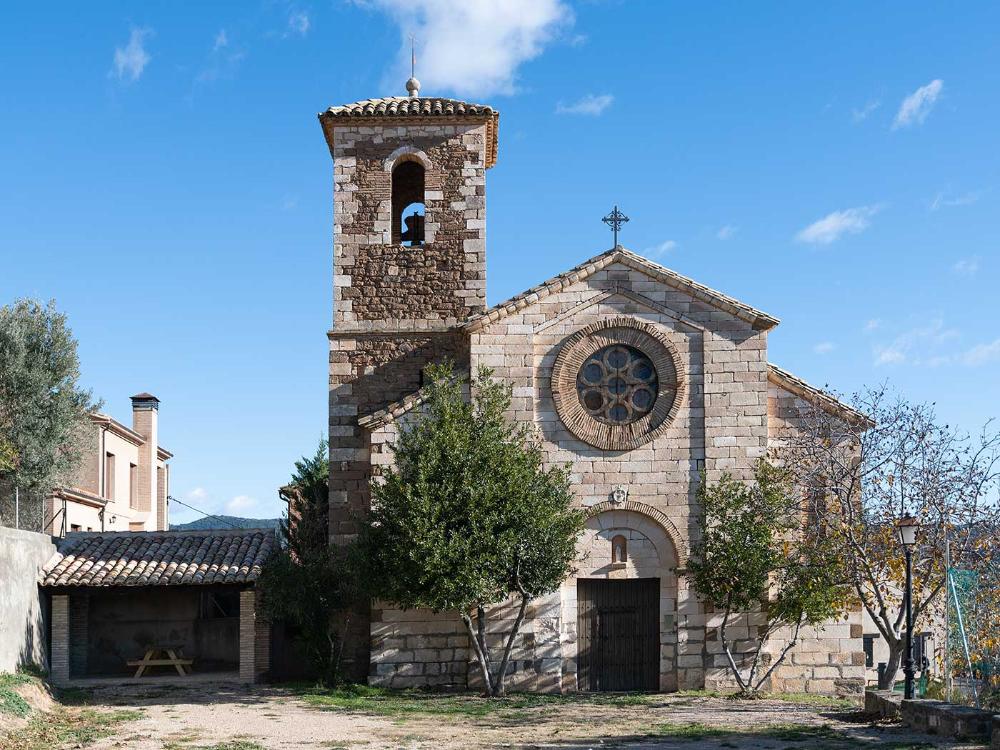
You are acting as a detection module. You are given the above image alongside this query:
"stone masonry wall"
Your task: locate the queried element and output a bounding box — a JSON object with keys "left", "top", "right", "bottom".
{"left": 331, "top": 123, "right": 488, "bottom": 329}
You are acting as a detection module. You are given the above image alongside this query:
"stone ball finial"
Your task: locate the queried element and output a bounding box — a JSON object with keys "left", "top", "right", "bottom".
{"left": 406, "top": 76, "right": 420, "bottom": 97}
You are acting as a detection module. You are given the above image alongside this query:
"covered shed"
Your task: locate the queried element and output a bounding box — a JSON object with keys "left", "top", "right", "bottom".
{"left": 40, "top": 528, "right": 275, "bottom": 685}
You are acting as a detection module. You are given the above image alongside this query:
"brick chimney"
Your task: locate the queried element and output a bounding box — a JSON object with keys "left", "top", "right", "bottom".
{"left": 130, "top": 393, "right": 159, "bottom": 521}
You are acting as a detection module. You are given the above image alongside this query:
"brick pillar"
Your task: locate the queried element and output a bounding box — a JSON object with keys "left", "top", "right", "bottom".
{"left": 253, "top": 589, "right": 271, "bottom": 682}
{"left": 50, "top": 594, "right": 70, "bottom": 685}
{"left": 239, "top": 589, "right": 256, "bottom": 682}
{"left": 69, "top": 594, "right": 89, "bottom": 678}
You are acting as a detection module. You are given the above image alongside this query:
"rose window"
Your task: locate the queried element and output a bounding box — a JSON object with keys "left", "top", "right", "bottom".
{"left": 576, "top": 345, "right": 658, "bottom": 425}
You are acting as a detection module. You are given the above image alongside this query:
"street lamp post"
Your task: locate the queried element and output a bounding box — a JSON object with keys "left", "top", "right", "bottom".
{"left": 897, "top": 515, "right": 920, "bottom": 699}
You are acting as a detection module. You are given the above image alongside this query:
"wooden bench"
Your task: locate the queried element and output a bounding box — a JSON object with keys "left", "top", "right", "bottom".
{"left": 127, "top": 647, "right": 193, "bottom": 677}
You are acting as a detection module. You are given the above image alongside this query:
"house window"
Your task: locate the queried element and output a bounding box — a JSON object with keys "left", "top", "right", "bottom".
{"left": 129, "top": 521, "right": 144, "bottom": 532}
{"left": 129, "top": 463, "right": 138, "bottom": 509}
{"left": 391, "top": 159, "right": 425, "bottom": 246}
{"left": 104, "top": 452, "right": 116, "bottom": 500}
{"left": 863, "top": 634, "right": 877, "bottom": 668}
{"left": 70, "top": 524, "right": 82, "bottom": 532}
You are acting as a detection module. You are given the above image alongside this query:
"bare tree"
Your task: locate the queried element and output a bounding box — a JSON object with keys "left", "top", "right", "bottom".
{"left": 775, "top": 384, "right": 1000, "bottom": 689}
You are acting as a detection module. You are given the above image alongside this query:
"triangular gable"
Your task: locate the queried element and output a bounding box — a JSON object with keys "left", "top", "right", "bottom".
{"left": 462, "top": 247, "right": 780, "bottom": 334}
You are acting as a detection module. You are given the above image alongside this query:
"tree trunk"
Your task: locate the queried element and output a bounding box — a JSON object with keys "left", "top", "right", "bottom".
{"left": 491, "top": 593, "right": 530, "bottom": 697}
{"left": 878, "top": 640, "right": 903, "bottom": 690}
{"left": 461, "top": 612, "right": 494, "bottom": 695}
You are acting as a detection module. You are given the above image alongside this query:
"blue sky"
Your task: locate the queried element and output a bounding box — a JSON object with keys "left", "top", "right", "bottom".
{"left": 2, "top": 2, "right": 998, "bottom": 523}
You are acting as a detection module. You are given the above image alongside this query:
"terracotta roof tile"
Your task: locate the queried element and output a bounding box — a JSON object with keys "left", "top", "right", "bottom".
{"left": 767, "top": 364, "right": 873, "bottom": 427}
{"left": 40, "top": 529, "right": 275, "bottom": 588}
{"left": 318, "top": 96, "right": 500, "bottom": 168}
{"left": 321, "top": 96, "right": 496, "bottom": 119}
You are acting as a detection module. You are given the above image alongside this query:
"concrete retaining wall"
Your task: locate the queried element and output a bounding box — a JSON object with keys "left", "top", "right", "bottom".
{"left": 0, "top": 526, "right": 57, "bottom": 672}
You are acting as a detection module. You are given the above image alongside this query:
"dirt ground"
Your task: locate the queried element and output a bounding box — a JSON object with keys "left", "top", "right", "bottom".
{"left": 49, "top": 683, "right": 988, "bottom": 750}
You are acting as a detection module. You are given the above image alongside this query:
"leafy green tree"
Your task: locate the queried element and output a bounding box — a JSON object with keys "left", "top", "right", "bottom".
{"left": 356, "top": 364, "right": 585, "bottom": 697}
{"left": 0, "top": 299, "right": 94, "bottom": 529}
{"left": 688, "top": 461, "right": 850, "bottom": 697}
{"left": 259, "top": 438, "right": 356, "bottom": 685}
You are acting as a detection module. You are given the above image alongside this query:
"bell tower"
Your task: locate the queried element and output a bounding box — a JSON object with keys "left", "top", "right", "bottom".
{"left": 318, "top": 82, "right": 500, "bottom": 536}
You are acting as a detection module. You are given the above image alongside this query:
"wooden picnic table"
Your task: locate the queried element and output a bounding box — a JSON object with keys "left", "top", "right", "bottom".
{"left": 126, "top": 647, "right": 193, "bottom": 677}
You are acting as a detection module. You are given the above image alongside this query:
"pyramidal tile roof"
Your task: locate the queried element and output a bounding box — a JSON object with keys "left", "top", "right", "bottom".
{"left": 318, "top": 96, "right": 500, "bottom": 168}
{"left": 320, "top": 96, "right": 496, "bottom": 119}
{"left": 40, "top": 529, "right": 275, "bottom": 588}
{"left": 462, "top": 247, "right": 780, "bottom": 333}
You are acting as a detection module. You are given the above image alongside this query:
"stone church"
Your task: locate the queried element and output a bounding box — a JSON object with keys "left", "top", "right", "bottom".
{"left": 319, "top": 79, "right": 866, "bottom": 695}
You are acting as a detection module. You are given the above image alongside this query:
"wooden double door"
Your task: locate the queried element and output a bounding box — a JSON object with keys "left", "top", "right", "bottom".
{"left": 577, "top": 577, "right": 660, "bottom": 691}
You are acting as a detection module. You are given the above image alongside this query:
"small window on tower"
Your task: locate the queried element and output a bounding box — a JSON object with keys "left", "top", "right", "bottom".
{"left": 392, "top": 159, "right": 425, "bottom": 246}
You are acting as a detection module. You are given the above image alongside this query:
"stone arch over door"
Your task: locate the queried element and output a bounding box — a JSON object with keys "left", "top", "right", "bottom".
{"left": 561, "top": 506, "right": 685, "bottom": 692}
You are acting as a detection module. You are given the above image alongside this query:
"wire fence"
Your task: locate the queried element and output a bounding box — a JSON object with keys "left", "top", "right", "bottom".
{"left": 945, "top": 566, "right": 998, "bottom": 708}
{"left": 0, "top": 482, "right": 47, "bottom": 533}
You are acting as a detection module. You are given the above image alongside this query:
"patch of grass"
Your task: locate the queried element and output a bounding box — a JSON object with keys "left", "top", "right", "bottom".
{"left": 293, "top": 683, "right": 656, "bottom": 718}
{"left": 0, "top": 688, "right": 32, "bottom": 718}
{"left": 1, "top": 707, "right": 142, "bottom": 750}
{"left": 653, "top": 721, "right": 730, "bottom": 740}
{"left": 193, "top": 742, "right": 267, "bottom": 750}
{"left": 765, "top": 692, "right": 860, "bottom": 709}
{"left": 0, "top": 670, "right": 42, "bottom": 718}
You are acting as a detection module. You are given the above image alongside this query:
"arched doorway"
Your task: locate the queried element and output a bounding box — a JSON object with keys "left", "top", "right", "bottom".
{"left": 562, "top": 506, "right": 683, "bottom": 692}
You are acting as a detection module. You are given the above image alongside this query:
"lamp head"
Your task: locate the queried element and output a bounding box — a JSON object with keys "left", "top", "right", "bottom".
{"left": 896, "top": 515, "right": 920, "bottom": 547}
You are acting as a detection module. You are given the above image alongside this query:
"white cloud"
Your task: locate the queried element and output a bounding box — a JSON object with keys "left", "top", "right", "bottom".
{"left": 961, "top": 339, "right": 1000, "bottom": 366}
{"left": 364, "top": 0, "right": 573, "bottom": 97}
{"left": 213, "top": 30, "right": 228, "bottom": 52}
{"left": 864, "top": 319, "right": 881, "bottom": 333}
{"left": 647, "top": 240, "right": 678, "bottom": 257}
{"left": 716, "top": 225, "right": 737, "bottom": 240}
{"left": 226, "top": 495, "right": 257, "bottom": 514}
{"left": 930, "top": 189, "right": 983, "bottom": 211}
{"left": 111, "top": 28, "right": 152, "bottom": 83}
{"left": 287, "top": 11, "right": 310, "bottom": 36}
{"left": 893, "top": 79, "right": 943, "bottom": 129}
{"left": 795, "top": 205, "right": 882, "bottom": 245}
{"left": 852, "top": 99, "right": 881, "bottom": 123}
{"left": 952, "top": 257, "right": 979, "bottom": 277}
{"left": 555, "top": 93, "right": 613, "bottom": 116}
{"left": 873, "top": 318, "right": 960, "bottom": 366}
{"left": 813, "top": 341, "right": 836, "bottom": 355}
{"left": 186, "top": 487, "right": 208, "bottom": 501}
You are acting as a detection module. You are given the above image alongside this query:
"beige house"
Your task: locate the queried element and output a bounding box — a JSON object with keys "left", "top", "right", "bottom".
{"left": 322, "top": 82, "right": 866, "bottom": 694}
{"left": 46, "top": 393, "right": 171, "bottom": 536}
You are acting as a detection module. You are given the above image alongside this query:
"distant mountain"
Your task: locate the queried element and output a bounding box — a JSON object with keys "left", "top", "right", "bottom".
{"left": 170, "top": 515, "right": 281, "bottom": 532}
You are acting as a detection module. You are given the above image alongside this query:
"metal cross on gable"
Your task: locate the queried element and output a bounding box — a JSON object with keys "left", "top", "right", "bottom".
{"left": 602, "top": 205, "right": 629, "bottom": 248}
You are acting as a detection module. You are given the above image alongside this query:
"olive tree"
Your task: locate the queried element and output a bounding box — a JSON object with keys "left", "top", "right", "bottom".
{"left": 0, "top": 299, "right": 94, "bottom": 530}
{"left": 688, "top": 461, "right": 851, "bottom": 697}
{"left": 356, "top": 364, "right": 585, "bottom": 697}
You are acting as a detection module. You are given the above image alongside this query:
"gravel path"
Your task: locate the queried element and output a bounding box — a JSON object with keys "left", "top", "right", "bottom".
{"left": 81, "top": 684, "right": 987, "bottom": 750}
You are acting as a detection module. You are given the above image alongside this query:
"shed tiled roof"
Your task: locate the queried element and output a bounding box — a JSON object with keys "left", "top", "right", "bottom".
{"left": 318, "top": 96, "right": 500, "bottom": 168}
{"left": 462, "top": 247, "right": 780, "bottom": 333}
{"left": 40, "top": 529, "right": 275, "bottom": 588}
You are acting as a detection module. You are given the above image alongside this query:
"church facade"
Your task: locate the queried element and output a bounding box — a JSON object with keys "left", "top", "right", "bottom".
{"left": 319, "top": 84, "right": 866, "bottom": 695}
